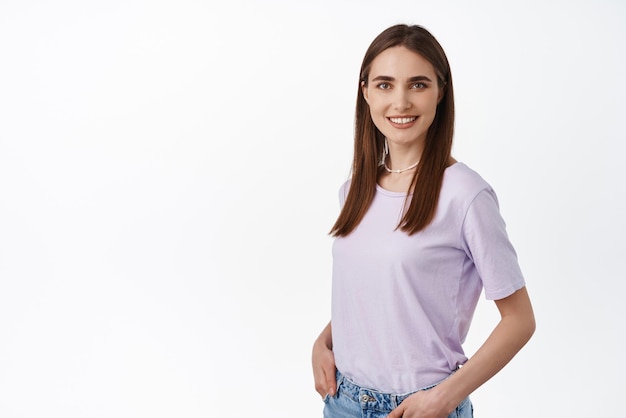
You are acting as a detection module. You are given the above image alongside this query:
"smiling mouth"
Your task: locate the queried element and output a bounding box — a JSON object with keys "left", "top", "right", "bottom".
{"left": 388, "top": 116, "right": 417, "bottom": 124}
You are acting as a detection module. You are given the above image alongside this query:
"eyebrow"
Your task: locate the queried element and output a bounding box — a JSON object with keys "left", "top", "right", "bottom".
{"left": 371, "top": 75, "right": 433, "bottom": 82}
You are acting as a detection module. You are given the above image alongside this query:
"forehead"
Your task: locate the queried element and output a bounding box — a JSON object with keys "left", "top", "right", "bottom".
{"left": 369, "top": 46, "right": 436, "bottom": 79}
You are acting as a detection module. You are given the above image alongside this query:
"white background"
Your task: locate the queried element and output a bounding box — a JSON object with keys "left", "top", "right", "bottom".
{"left": 1, "top": 0, "right": 624, "bottom": 417}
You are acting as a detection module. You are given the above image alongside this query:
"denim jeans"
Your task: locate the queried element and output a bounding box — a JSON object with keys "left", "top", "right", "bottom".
{"left": 323, "top": 370, "right": 473, "bottom": 418}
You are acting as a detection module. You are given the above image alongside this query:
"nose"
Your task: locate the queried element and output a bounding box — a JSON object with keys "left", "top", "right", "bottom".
{"left": 393, "top": 89, "right": 411, "bottom": 111}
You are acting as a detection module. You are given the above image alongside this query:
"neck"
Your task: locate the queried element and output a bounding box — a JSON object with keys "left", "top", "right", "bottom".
{"left": 383, "top": 156, "right": 419, "bottom": 173}
{"left": 384, "top": 146, "right": 422, "bottom": 173}
{"left": 384, "top": 140, "right": 424, "bottom": 171}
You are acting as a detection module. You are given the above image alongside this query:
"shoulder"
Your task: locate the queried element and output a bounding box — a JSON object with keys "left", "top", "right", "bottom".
{"left": 443, "top": 162, "right": 492, "bottom": 195}
{"left": 338, "top": 178, "right": 352, "bottom": 206}
{"left": 439, "top": 162, "right": 498, "bottom": 213}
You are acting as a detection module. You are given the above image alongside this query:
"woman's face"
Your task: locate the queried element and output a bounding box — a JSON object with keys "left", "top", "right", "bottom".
{"left": 362, "top": 46, "right": 441, "bottom": 152}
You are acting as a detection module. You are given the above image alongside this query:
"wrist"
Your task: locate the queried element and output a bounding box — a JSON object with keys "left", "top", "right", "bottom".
{"left": 429, "top": 382, "right": 462, "bottom": 415}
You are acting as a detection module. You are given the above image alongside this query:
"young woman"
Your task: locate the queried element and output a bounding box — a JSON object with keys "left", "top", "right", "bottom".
{"left": 312, "top": 24, "right": 535, "bottom": 418}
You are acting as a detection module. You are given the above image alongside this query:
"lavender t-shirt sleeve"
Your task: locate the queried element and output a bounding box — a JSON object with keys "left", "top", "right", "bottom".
{"left": 461, "top": 188, "right": 526, "bottom": 300}
{"left": 338, "top": 180, "right": 350, "bottom": 207}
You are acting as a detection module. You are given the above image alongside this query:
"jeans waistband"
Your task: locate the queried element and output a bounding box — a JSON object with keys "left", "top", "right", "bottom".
{"left": 335, "top": 370, "right": 432, "bottom": 411}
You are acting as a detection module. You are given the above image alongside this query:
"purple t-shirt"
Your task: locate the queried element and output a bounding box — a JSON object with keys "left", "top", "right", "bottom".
{"left": 331, "top": 162, "right": 525, "bottom": 393}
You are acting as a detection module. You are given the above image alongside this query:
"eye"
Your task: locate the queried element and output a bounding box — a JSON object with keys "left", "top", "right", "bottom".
{"left": 376, "top": 82, "right": 392, "bottom": 90}
{"left": 410, "top": 82, "right": 427, "bottom": 89}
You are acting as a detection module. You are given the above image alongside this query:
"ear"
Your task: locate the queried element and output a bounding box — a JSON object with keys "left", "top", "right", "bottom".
{"left": 437, "top": 85, "right": 445, "bottom": 104}
{"left": 361, "top": 80, "right": 369, "bottom": 103}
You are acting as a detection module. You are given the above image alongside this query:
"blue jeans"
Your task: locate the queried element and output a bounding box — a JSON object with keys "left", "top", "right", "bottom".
{"left": 323, "top": 371, "right": 473, "bottom": 418}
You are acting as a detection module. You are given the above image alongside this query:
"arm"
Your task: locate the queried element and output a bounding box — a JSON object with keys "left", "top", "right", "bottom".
{"left": 312, "top": 321, "right": 337, "bottom": 398}
{"left": 389, "top": 287, "right": 536, "bottom": 418}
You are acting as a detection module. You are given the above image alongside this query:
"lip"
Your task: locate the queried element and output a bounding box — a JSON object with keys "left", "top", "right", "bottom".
{"left": 387, "top": 115, "right": 418, "bottom": 129}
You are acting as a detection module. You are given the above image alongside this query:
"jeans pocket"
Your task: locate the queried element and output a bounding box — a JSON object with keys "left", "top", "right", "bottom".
{"left": 452, "top": 397, "right": 473, "bottom": 418}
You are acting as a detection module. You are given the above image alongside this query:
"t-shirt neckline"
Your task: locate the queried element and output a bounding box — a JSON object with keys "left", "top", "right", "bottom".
{"left": 375, "top": 162, "right": 463, "bottom": 197}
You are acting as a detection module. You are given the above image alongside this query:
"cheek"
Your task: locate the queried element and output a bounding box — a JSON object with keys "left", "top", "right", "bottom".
{"left": 368, "top": 108, "right": 388, "bottom": 132}
{"left": 420, "top": 98, "right": 440, "bottom": 118}
{"left": 422, "top": 92, "right": 441, "bottom": 108}
{"left": 370, "top": 109, "right": 389, "bottom": 128}
{"left": 368, "top": 101, "right": 387, "bottom": 117}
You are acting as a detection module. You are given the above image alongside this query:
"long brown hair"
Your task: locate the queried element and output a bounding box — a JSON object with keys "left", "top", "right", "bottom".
{"left": 330, "top": 24, "right": 454, "bottom": 237}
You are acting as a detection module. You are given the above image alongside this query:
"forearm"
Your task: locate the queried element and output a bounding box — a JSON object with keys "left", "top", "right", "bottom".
{"left": 312, "top": 321, "right": 337, "bottom": 397}
{"left": 433, "top": 288, "right": 536, "bottom": 413}
{"left": 315, "top": 321, "right": 333, "bottom": 350}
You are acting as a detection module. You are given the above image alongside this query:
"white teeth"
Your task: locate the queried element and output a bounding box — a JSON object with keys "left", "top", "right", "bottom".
{"left": 390, "top": 117, "right": 416, "bottom": 124}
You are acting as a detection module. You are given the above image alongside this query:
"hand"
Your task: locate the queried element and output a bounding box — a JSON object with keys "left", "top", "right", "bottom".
{"left": 387, "top": 389, "right": 450, "bottom": 418}
{"left": 312, "top": 338, "right": 337, "bottom": 398}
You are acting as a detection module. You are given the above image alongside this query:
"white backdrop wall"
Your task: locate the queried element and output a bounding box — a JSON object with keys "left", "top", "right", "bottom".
{"left": 0, "top": 1, "right": 624, "bottom": 417}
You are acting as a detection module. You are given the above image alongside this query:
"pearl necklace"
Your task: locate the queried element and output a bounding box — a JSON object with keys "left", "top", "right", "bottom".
{"left": 383, "top": 159, "right": 419, "bottom": 173}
